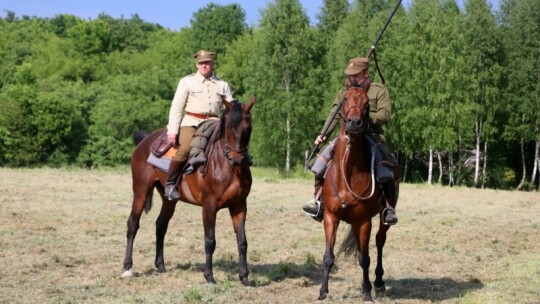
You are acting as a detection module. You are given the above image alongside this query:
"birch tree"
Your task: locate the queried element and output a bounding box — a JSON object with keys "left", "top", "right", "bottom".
{"left": 463, "top": 0, "right": 502, "bottom": 188}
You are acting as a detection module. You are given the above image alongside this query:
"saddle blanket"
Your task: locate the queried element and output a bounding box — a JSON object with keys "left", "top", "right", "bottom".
{"left": 147, "top": 153, "right": 171, "bottom": 173}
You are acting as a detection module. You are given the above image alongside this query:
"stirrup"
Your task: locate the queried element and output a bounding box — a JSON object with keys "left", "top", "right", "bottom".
{"left": 165, "top": 185, "right": 180, "bottom": 202}
{"left": 303, "top": 200, "right": 324, "bottom": 222}
{"left": 382, "top": 207, "right": 398, "bottom": 226}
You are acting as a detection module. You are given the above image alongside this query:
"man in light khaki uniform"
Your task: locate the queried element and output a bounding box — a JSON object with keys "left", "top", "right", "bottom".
{"left": 164, "top": 50, "right": 234, "bottom": 201}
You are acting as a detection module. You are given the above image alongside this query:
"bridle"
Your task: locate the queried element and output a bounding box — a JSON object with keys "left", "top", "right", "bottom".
{"left": 222, "top": 114, "right": 250, "bottom": 163}
{"left": 342, "top": 86, "right": 369, "bottom": 137}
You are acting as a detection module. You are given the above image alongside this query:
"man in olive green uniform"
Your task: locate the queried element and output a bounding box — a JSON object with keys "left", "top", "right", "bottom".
{"left": 303, "top": 57, "right": 398, "bottom": 225}
{"left": 164, "top": 50, "right": 234, "bottom": 201}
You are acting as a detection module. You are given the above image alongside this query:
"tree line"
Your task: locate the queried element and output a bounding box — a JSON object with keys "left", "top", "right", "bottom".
{"left": 0, "top": 0, "right": 538, "bottom": 190}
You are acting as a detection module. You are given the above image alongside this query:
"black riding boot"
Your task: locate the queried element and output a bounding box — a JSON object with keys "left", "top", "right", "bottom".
{"left": 303, "top": 177, "right": 325, "bottom": 222}
{"left": 164, "top": 160, "right": 184, "bottom": 202}
{"left": 381, "top": 180, "right": 398, "bottom": 225}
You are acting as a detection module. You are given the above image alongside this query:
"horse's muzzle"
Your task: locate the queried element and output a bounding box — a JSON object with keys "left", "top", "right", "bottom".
{"left": 345, "top": 118, "right": 364, "bottom": 135}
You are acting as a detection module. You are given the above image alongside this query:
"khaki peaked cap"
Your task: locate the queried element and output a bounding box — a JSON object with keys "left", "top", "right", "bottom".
{"left": 344, "top": 57, "right": 369, "bottom": 75}
{"left": 194, "top": 50, "right": 215, "bottom": 63}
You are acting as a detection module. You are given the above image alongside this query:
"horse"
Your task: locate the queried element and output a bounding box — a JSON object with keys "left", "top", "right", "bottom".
{"left": 122, "top": 97, "right": 255, "bottom": 286}
{"left": 317, "top": 83, "right": 397, "bottom": 303}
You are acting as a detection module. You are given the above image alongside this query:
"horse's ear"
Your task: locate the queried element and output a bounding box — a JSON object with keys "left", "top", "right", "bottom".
{"left": 246, "top": 95, "right": 256, "bottom": 112}
{"left": 345, "top": 77, "right": 353, "bottom": 89}
{"left": 364, "top": 80, "right": 371, "bottom": 92}
{"left": 222, "top": 95, "right": 233, "bottom": 111}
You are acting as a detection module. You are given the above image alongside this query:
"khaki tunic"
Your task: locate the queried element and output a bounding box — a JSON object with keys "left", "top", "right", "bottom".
{"left": 320, "top": 82, "right": 391, "bottom": 138}
{"left": 166, "top": 71, "right": 234, "bottom": 135}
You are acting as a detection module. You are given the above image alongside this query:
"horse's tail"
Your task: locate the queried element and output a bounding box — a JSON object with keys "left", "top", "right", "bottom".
{"left": 133, "top": 130, "right": 149, "bottom": 146}
{"left": 337, "top": 226, "right": 359, "bottom": 258}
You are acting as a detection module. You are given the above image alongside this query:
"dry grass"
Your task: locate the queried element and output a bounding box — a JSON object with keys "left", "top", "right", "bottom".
{"left": 0, "top": 167, "right": 538, "bottom": 304}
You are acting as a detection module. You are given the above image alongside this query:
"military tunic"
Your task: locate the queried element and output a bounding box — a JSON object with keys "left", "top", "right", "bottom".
{"left": 166, "top": 71, "right": 233, "bottom": 162}
{"left": 166, "top": 71, "right": 234, "bottom": 135}
{"left": 320, "top": 82, "right": 391, "bottom": 137}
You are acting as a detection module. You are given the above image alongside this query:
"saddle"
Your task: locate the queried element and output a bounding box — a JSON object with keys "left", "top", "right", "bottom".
{"left": 147, "top": 121, "right": 219, "bottom": 174}
{"left": 150, "top": 132, "right": 175, "bottom": 157}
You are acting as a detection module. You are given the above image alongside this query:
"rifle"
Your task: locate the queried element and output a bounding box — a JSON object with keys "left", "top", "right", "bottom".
{"left": 305, "top": 0, "right": 403, "bottom": 166}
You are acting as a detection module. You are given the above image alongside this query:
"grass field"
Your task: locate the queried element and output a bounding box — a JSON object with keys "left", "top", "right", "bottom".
{"left": 0, "top": 167, "right": 539, "bottom": 303}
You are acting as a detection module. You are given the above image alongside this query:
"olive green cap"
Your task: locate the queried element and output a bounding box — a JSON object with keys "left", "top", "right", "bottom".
{"left": 344, "top": 57, "right": 369, "bottom": 75}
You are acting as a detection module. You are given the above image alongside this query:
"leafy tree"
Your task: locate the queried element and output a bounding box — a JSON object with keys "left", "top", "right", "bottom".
{"left": 187, "top": 3, "right": 247, "bottom": 56}
{"left": 316, "top": 0, "right": 350, "bottom": 40}
{"left": 249, "top": 0, "right": 322, "bottom": 174}
{"left": 219, "top": 32, "right": 256, "bottom": 98}
{"left": 500, "top": 0, "right": 540, "bottom": 190}
{"left": 399, "top": 0, "right": 470, "bottom": 185}
{"left": 462, "top": 0, "right": 502, "bottom": 188}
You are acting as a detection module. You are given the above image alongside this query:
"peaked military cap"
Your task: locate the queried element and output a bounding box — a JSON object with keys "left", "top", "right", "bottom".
{"left": 344, "top": 57, "right": 369, "bottom": 75}
{"left": 194, "top": 50, "right": 215, "bottom": 63}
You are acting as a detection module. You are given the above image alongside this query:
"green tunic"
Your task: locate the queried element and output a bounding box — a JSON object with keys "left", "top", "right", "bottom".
{"left": 320, "top": 82, "right": 392, "bottom": 155}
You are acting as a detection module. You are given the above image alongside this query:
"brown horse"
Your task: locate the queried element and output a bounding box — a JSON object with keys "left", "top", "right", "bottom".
{"left": 122, "top": 97, "right": 255, "bottom": 286}
{"left": 317, "top": 84, "right": 397, "bottom": 302}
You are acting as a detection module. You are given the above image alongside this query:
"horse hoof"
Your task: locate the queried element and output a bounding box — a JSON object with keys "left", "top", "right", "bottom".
{"left": 241, "top": 278, "right": 252, "bottom": 287}
{"left": 375, "top": 285, "right": 386, "bottom": 297}
{"left": 121, "top": 269, "right": 133, "bottom": 278}
{"left": 317, "top": 293, "right": 327, "bottom": 301}
{"left": 363, "top": 292, "right": 374, "bottom": 303}
{"left": 206, "top": 277, "right": 216, "bottom": 284}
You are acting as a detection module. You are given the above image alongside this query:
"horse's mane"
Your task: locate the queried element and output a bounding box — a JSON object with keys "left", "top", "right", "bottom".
{"left": 214, "top": 100, "right": 243, "bottom": 143}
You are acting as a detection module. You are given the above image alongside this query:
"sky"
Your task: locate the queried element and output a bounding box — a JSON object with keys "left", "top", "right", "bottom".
{"left": 1, "top": 0, "right": 500, "bottom": 31}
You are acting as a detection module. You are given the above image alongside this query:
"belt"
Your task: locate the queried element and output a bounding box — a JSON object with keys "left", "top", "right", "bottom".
{"left": 186, "top": 112, "right": 217, "bottom": 119}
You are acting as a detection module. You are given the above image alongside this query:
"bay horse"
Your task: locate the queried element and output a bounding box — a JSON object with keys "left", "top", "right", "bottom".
{"left": 122, "top": 97, "right": 255, "bottom": 286}
{"left": 317, "top": 83, "right": 397, "bottom": 303}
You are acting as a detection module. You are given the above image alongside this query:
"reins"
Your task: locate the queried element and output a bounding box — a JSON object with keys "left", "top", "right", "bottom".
{"left": 328, "top": 87, "right": 377, "bottom": 209}
{"left": 338, "top": 136, "right": 376, "bottom": 207}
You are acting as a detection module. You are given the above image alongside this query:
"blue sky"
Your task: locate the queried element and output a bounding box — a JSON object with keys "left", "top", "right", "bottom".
{"left": 2, "top": 0, "right": 500, "bottom": 31}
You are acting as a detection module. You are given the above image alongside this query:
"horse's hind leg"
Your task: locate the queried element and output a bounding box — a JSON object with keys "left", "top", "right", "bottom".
{"left": 122, "top": 182, "right": 153, "bottom": 278}
{"left": 374, "top": 217, "right": 391, "bottom": 297}
{"left": 155, "top": 198, "right": 178, "bottom": 273}
{"left": 229, "top": 202, "right": 250, "bottom": 286}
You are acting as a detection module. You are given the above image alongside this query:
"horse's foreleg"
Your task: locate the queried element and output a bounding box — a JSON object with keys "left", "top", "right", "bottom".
{"left": 319, "top": 214, "right": 340, "bottom": 301}
{"left": 229, "top": 203, "right": 250, "bottom": 286}
{"left": 356, "top": 221, "right": 374, "bottom": 303}
{"left": 202, "top": 204, "right": 217, "bottom": 284}
{"left": 374, "top": 217, "right": 391, "bottom": 297}
{"left": 154, "top": 200, "right": 177, "bottom": 273}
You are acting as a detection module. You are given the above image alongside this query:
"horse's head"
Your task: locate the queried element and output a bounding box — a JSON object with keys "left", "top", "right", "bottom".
{"left": 221, "top": 96, "right": 255, "bottom": 166}
{"left": 341, "top": 82, "right": 370, "bottom": 137}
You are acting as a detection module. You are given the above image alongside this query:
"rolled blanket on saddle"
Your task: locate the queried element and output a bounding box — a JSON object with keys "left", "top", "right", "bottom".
{"left": 184, "top": 120, "right": 219, "bottom": 174}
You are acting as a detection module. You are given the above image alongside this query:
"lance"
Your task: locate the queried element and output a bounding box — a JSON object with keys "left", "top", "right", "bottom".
{"left": 306, "top": 0, "right": 403, "bottom": 166}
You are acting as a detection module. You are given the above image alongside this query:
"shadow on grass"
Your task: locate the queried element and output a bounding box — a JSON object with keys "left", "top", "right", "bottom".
{"left": 172, "top": 258, "right": 338, "bottom": 287}
{"left": 384, "top": 277, "right": 484, "bottom": 302}
{"left": 172, "top": 260, "right": 483, "bottom": 301}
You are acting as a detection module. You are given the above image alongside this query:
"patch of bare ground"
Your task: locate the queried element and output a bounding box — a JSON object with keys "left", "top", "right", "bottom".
{"left": 0, "top": 168, "right": 538, "bottom": 303}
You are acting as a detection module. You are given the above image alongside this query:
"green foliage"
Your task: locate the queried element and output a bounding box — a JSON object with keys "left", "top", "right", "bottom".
{"left": 186, "top": 3, "right": 247, "bottom": 56}
{"left": 249, "top": 0, "right": 324, "bottom": 172}
{"left": 0, "top": 4, "right": 537, "bottom": 189}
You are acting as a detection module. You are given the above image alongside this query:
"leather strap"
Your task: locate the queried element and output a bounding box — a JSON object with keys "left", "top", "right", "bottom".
{"left": 187, "top": 112, "right": 217, "bottom": 119}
